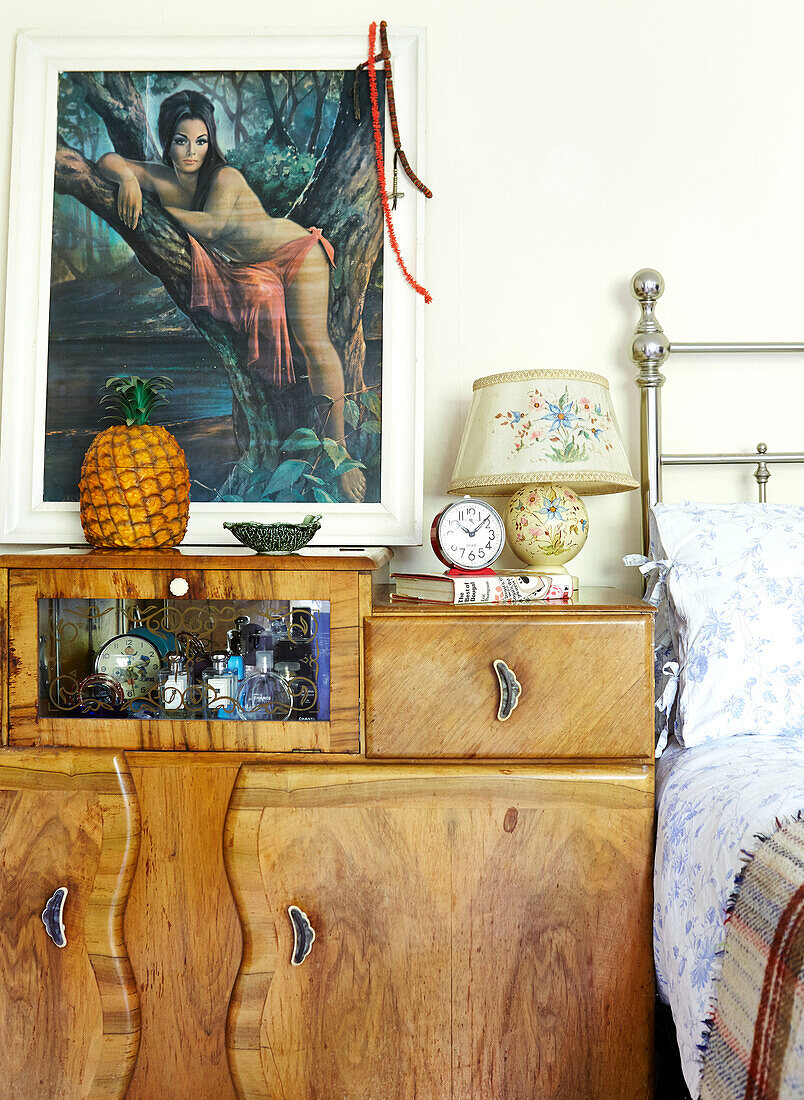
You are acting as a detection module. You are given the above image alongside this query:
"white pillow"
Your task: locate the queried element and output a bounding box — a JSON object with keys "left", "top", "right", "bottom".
{"left": 652, "top": 502, "right": 804, "bottom": 747}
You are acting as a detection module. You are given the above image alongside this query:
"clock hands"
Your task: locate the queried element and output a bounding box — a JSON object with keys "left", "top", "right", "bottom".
{"left": 451, "top": 516, "right": 491, "bottom": 538}
{"left": 467, "top": 516, "right": 490, "bottom": 538}
{"left": 451, "top": 520, "right": 475, "bottom": 536}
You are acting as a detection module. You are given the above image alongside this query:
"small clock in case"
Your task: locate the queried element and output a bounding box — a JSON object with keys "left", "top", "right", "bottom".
{"left": 431, "top": 496, "right": 506, "bottom": 572}
{"left": 95, "top": 633, "right": 162, "bottom": 701}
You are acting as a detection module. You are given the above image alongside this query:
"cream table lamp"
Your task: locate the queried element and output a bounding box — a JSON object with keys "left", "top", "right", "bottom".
{"left": 448, "top": 369, "right": 637, "bottom": 569}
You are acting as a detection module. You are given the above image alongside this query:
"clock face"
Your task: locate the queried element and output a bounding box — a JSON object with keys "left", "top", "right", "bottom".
{"left": 433, "top": 498, "right": 505, "bottom": 570}
{"left": 95, "top": 633, "right": 162, "bottom": 701}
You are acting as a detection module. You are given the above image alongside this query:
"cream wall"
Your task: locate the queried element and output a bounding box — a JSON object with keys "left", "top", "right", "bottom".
{"left": 2, "top": 0, "right": 803, "bottom": 588}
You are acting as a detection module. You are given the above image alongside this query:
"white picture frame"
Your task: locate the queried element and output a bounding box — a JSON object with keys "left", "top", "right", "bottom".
{"left": 0, "top": 30, "right": 425, "bottom": 546}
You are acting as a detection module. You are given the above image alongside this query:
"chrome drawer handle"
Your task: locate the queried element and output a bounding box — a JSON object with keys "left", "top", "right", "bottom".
{"left": 42, "top": 887, "right": 68, "bottom": 948}
{"left": 288, "top": 905, "right": 315, "bottom": 966}
{"left": 493, "top": 659, "right": 521, "bottom": 722}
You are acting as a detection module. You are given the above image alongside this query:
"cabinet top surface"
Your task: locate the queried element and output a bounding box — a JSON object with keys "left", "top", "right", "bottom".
{"left": 373, "top": 586, "right": 654, "bottom": 615}
{"left": 0, "top": 546, "right": 393, "bottom": 571}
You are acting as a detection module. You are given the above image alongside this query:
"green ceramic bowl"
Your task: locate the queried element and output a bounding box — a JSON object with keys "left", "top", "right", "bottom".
{"left": 223, "top": 515, "right": 322, "bottom": 555}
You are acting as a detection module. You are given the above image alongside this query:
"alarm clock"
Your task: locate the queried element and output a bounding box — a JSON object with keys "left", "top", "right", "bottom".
{"left": 431, "top": 496, "right": 506, "bottom": 571}
{"left": 95, "top": 633, "right": 162, "bottom": 702}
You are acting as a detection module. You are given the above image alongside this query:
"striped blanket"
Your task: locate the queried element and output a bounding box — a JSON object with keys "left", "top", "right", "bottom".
{"left": 700, "top": 816, "right": 804, "bottom": 1100}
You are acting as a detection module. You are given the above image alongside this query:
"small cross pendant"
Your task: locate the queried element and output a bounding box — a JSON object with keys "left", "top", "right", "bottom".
{"left": 386, "top": 158, "right": 404, "bottom": 209}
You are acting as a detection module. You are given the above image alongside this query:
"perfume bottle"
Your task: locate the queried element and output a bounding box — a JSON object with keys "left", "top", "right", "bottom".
{"left": 228, "top": 615, "right": 264, "bottom": 667}
{"left": 227, "top": 616, "right": 248, "bottom": 659}
{"left": 286, "top": 607, "right": 318, "bottom": 720}
{"left": 274, "top": 660, "right": 312, "bottom": 721}
{"left": 227, "top": 654, "right": 245, "bottom": 683}
{"left": 202, "top": 651, "right": 239, "bottom": 720}
{"left": 271, "top": 615, "right": 291, "bottom": 663}
{"left": 158, "top": 653, "right": 192, "bottom": 718}
{"left": 238, "top": 650, "right": 292, "bottom": 721}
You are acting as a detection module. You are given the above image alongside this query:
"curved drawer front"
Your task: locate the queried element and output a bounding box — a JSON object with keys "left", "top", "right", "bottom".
{"left": 364, "top": 613, "right": 654, "bottom": 759}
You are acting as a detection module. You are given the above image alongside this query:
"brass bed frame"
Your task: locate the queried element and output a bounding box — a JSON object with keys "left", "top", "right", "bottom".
{"left": 630, "top": 268, "right": 804, "bottom": 554}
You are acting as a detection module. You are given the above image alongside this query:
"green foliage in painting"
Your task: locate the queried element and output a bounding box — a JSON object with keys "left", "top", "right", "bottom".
{"left": 220, "top": 387, "right": 381, "bottom": 504}
{"left": 226, "top": 141, "right": 317, "bottom": 217}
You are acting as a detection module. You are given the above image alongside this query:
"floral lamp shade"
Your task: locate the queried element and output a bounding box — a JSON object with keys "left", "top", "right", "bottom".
{"left": 448, "top": 369, "right": 637, "bottom": 569}
{"left": 449, "top": 369, "right": 637, "bottom": 497}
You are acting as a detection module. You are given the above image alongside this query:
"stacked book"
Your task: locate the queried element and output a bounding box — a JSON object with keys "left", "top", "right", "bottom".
{"left": 391, "top": 571, "right": 577, "bottom": 605}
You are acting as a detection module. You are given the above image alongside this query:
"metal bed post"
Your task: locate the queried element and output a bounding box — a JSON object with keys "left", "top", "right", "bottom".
{"left": 631, "top": 270, "right": 669, "bottom": 556}
{"left": 630, "top": 268, "right": 804, "bottom": 555}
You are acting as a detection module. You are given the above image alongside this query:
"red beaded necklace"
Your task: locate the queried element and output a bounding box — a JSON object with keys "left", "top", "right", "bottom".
{"left": 363, "top": 21, "right": 433, "bottom": 304}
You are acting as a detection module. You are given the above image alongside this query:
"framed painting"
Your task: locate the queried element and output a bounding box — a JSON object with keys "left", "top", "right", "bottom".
{"left": 0, "top": 31, "right": 424, "bottom": 545}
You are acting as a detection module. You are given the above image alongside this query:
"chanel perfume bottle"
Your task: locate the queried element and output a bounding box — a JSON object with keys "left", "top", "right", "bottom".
{"left": 202, "top": 651, "right": 239, "bottom": 720}
{"left": 158, "top": 652, "right": 192, "bottom": 717}
{"left": 274, "top": 660, "right": 313, "bottom": 721}
{"left": 286, "top": 607, "right": 318, "bottom": 720}
{"left": 238, "top": 649, "right": 292, "bottom": 721}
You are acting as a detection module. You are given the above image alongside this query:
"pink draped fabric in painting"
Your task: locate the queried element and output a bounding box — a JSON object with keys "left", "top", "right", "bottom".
{"left": 188, "top": 227, "right": 336, "bottom": 388}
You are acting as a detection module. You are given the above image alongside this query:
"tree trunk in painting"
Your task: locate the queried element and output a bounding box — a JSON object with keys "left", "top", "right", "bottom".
{"left": 307, "top": 74, "right": 328, "bottom": 155}
{"left": 260, "top": 73, "right": 297, "bottom": 151}
{"left": 291, "top": 71, "right": 382, "bottom": 399}
{"left": 52, "top": 69, "right": 382, "bottom": 499}
{"left": 72, "top": 73, "right": 159, "bottom": 161}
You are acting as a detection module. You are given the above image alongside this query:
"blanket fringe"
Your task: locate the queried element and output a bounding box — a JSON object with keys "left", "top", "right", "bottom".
{"left": 696, "top": 807, "right": 804, "bottom": 1076}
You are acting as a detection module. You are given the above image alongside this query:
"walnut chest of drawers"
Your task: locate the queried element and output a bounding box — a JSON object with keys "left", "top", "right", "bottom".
{"left": 0, "top": 549, "right": 655, "bottom": 1099}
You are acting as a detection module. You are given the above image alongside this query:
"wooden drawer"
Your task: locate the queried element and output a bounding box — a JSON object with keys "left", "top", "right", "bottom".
{"left": 365, "top": 611, "right": 654, "bottom": 759}
{"left": 7, "top": 566, "right": 362, "bottom": 753}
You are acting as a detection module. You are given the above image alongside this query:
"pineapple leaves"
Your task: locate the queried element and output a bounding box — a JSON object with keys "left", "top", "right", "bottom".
{"left": 101, "top": 374, "right": 175, "bottom": 426}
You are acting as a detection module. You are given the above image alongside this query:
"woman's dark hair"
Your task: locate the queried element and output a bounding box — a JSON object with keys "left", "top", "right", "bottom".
{"left": 158, "top": 90, "right": 227, "bottom": 210}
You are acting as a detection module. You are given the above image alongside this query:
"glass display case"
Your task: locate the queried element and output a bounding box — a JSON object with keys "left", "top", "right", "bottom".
{"left": 6, "top": 556, "right": 372, "bottom": 752}
{"left": 37, "top": 597, "right": 330, "bottom": 722}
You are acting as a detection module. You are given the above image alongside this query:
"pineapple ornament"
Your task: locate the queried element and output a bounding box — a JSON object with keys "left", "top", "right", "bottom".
{"left": 80, "top": 375, "right": 190, "bottom": 549}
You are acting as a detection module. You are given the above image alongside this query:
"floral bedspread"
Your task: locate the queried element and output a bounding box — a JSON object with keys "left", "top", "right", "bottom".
{"left": 655, "top": 734, "right": 804, "bottom": 1096}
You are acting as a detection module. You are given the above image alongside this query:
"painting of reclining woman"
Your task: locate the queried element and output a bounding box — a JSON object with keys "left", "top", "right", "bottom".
{"left": 48, "top": 68, "right": 384, "bottom": 505}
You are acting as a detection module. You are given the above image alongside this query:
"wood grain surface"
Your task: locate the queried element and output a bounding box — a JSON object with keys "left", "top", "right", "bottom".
{"left": 0, "top": 748, "right": 141, "bottom": 1099}
{"left": 225, "top": 764, "right": 654, "bottom": 1100}
{"left": 365, "top": 612, "right": 654, "bottom": 759}
{"left": 0, "top": 547, "right": 392, "bottom": 571}
{"left": 125, "top": 762, "right": 242, "bottom": 1099}
{"left": 1, "top": 567, "right": 7, "bottom": 747}
{"left": 8, "top": 567, "right": 362, "bottom": 753}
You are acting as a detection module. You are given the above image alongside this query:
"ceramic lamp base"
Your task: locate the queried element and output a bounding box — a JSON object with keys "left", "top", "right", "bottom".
{"left": 504, "top": 483, "right": 588, "bottom": 569}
